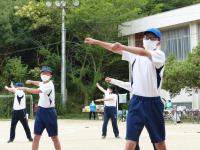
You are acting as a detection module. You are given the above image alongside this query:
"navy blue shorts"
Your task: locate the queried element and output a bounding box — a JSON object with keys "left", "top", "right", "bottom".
{"left": 126, "top": 95, "right": 165, "bottom": 143}
{"left": 34, "top": 106, "right": 58, "bottom": 137}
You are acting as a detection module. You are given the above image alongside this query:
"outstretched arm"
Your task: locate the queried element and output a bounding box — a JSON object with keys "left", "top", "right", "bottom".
{"left": 112, "top": 42, "right": 152, "bottom": 58}
{"left": 26, "top": 80, "right": 40, "bottom": 86}
{"left": 5, "top": 86, "right": 16, "bottom": 93}
{"left": 18, "top": 87, "right": 41, "bottom": 94}
{"left": 84, "top": 38, "right": 122, "bottom": 55}
{"left": 96, "top": 83, "right": 106, "bottom": 93}
{"left": 105, "top": 77, "right": 132, "bottom": 92}
{"left": 95, "top": 98, "right": 113, "bottom": 102}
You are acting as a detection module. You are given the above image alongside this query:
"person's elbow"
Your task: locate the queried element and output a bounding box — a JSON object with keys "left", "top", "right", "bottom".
{"left": 138, "top": 50, "right": 151, "bottom": 58}
{"left": 33, "top": 89, "right": 42, "bottom": 94}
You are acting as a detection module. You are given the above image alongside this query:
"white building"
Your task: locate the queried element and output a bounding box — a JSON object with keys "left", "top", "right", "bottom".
{"left": 119, "top": 3, "right": 200, "bottom": 109}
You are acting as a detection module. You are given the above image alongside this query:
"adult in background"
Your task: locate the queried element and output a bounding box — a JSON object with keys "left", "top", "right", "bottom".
{"left": 89, "top": 100, "right": 96, "bottom": 120}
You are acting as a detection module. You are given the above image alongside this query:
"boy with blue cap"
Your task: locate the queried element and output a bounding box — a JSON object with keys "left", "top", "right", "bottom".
{"left": 19, "top": 66, "right": 61, "bottom": 150}
{"left": 5, "top": 82, "right": 33, "bottom": 143}
{"left": 85, "top": 28, "right": 166, "bottom": 150}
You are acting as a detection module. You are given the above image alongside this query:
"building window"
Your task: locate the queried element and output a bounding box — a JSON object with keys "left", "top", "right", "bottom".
{"left": 161, "top": 27, "right": 191, "bottom": 60}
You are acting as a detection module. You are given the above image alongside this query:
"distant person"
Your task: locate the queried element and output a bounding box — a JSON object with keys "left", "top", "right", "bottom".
{"left": 89, "top": 101, "right": 96, "bottom": 120}
{"left": 166, "top": 100, "right": 172, "bottom": 110}
{"left": 5, "top": 82, "right": 33, "bottom": 143}
{"left": 172, "top": 105, "right": 181, "bottom": 124}
{"left": 96, "top": 83, "right": 119, "bottom": 139}
{"left": 105, "top": 77, "right": 157, "bottom": 150}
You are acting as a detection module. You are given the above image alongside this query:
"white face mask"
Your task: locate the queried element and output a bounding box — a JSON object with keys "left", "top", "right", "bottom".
{"left": 143, "top": 39, "right": 158, "bottom": 51}
{"left": 41, "top": 75, "right": 51, "bottom": 82}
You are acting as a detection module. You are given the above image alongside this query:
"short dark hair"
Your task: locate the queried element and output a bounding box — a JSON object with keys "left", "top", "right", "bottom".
{"left": 107, "top": 86, "right": 115, "bottom": 93}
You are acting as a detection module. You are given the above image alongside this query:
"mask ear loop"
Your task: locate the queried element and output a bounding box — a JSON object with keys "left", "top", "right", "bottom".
{"left": 156, "top": 41, "right": 160, "bottom": 46}
{"left": 155, "top": 41, "right": 161, "bottom": 50}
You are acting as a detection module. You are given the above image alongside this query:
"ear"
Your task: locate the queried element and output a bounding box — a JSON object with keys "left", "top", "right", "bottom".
{"left": 156, "top": 41, "right": 160, "bottom": 46}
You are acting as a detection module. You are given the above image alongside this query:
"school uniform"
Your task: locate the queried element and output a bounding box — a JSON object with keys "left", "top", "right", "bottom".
{"left": 110, "top": 79, "right": 156, "bottom": 150}
{"left": 34, "top": 80, "right": 58, "bottom": 137}
{"left": 102, "top": 91, "right": 119, "bottom": 137}
{"left": 9, "top": 89, "right": 32, "bottom": 142}
{"left": 122, "top": 50, "right": 166, "bottom": 144}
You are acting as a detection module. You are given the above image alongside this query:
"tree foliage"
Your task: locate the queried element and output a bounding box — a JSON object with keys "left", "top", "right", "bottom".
{"left": 163, "top": 43, "right": 200, "bottom": 97}
{"left": 0, "top": 57, "right": 28, "bottom": 89}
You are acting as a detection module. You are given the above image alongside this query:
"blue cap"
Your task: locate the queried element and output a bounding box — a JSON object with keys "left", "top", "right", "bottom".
{"left": 41, "top": 66, "right": 52, "bottom": 73}
{"left": 144, "top": 28, "right": 161, "bottom": 39}
{"left": 15, "top": 82, "right": 24, "bottom": 87}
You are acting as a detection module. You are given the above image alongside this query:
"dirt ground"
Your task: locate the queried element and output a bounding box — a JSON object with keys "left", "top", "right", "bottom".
{"left": 0, "top": 119, "right": 199, "bottom": 150}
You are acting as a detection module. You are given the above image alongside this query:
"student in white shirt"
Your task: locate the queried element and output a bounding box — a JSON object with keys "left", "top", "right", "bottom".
{"left": 5, "top": 82, "right": 33, "bottom": 143}
{"left": 105, "top": 77, "right": 157, "bottom": 150}
{"left": 85, "top": 28, "right": 166, "bottom": 150}
{"left": 18, "top": 66, "right": 61, "bottom": 150}
{"left": 96, "top": 83, "right": 119, "bottom": 139}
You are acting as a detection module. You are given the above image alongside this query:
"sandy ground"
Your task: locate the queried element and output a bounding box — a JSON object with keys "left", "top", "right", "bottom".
{"left": 0, "top": 119, "right": 200, "bottom": 150}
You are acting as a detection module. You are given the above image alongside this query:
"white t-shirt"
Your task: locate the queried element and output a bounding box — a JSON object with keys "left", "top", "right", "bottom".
{"left": 38, "top": 81, "right": 55, "bottom": 108}
{"left": 13, "top": 89, "right": 26, "bottom": 110}
{"left": 122, "top": 50, "right": 165, "bottom": 97}
{"left": 104, "top": 91, "right": 118, "bottom": 107}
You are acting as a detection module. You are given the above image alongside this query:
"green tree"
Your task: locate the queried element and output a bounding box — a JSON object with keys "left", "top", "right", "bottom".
{"left": 163, "top": 43, "right": 200, "bottom": 97}
{"left": 0, "top": 57, "right": 28, "bottom": 89}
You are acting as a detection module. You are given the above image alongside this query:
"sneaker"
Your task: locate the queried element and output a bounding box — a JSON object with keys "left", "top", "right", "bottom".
{"left": 28, "top": 138, "right": 33, "bottom": 142}
{"left": 7, "top": 139, "right": 13, "bottom": 143}
{"left": 101, "top": 136, "right": 106, "bottom": 139}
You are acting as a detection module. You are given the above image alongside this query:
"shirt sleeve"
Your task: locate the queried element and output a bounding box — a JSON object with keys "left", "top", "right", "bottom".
{"left": 38, "top": 83, "right": 52, "bottom": 94}
{"left": 122, "top": 51, "right": 136, "bottom": 64}
{"left": 150, "top": 50, "right": 165, "bottom": 68}
{"left": 113, "top": 94, "right": 118, "bottom": 103}
{"left": 110, "top": 78, "right": 132, "bottom": 92}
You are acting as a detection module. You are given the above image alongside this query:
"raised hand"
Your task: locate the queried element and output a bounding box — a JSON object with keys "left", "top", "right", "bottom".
{"left": 10, "top": 81, "right": 14, "bottom": 88}
{"left": 96, "top": 83, "right": 100, "bottom": 87}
